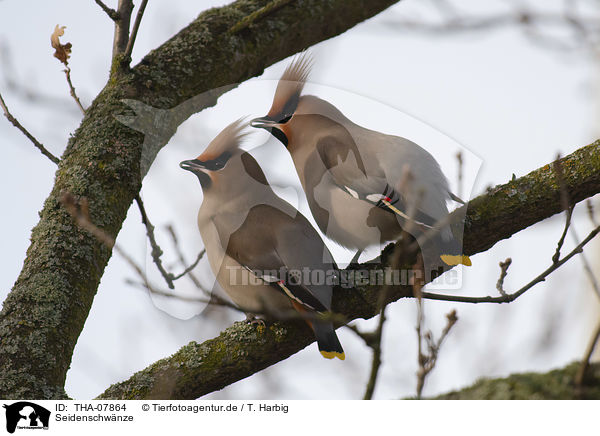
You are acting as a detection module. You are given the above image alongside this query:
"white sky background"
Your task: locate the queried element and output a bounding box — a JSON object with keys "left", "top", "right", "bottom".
{"left": 0, "top": 0, "right": 599, "bottom": 399}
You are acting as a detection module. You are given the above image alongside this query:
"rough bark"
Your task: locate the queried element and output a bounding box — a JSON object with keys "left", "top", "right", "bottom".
{"left": 97, "top": 141, "right": 600, "bottom": 400}
{"left": 0, "top": 0, "right": 404, "bottom": 399}
{"left": 431, "top": 361, "right": 600, "bottom": 400}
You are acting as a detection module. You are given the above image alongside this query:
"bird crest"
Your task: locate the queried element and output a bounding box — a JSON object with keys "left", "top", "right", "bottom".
{"left": 268, "top": 51, "right": 313, "bottom": 118}
{"left": 197, "top": 117, "right": 250, "bottom": 161}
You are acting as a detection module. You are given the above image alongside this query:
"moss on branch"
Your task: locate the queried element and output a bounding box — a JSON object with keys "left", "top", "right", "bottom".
{"left": 431, "top": 362, "right": 600, "bottom": 400}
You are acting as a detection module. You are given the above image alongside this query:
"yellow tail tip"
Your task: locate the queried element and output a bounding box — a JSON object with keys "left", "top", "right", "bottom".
{"left": 320, "top": 350, "right": 346, "bottom": 360}
{"left": 440, "top": 254, "right": 472, "bottom": 267}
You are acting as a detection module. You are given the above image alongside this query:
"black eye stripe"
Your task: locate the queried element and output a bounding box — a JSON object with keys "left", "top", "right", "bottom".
{"left": 272, "top": 128, "right": 288, "bottom": 147}
{"left": 270, "top": 93, "right": 299, "bottom": 124}
{"left": 201, "top": 151, "right": 232, "bottom": 170}
{"left": 281, "top": 93, "right": 299, "bottom": 117}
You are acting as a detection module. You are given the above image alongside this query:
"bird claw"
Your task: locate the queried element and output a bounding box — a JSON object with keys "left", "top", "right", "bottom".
{"left": 245, "top": 314, "right": 266, "bottom": 328}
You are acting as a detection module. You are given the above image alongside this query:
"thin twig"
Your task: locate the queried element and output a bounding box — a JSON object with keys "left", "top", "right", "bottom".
{"left": 171, "top": 250, "right": 205, "bottom": 282}
{"left": 94, "top": 0, "right": 120, "bottom": 21}
{"left": 414, "top": 260, "right": 426, "bottom": 398}
{"left": 0, "top": 41, "right": 79, "bottom": 113}
{"left": 385, "top": 5, "right": 600, "bottom": 54}
{"left": 552, "top": 205, "right": 574, "bottom": 264}
{"left": 362, "top": 173, "right": 416, "bottom": 400}
{"left": 455, "top": 151, "right": 463, "bottom": 200}
{"left": 126, "top": 279, "right": 213, "bottom": 303}
{"left": 552, "top": 156, "right": 574, "bottom": 264}
{"left": 496, "top": 258, "right": 512, "bottom": 297}
{"left": 422, "top": 222, "right": 600, "bottom": 303}
{"left": 416, "top": 308, "right": 458, "bottom": 398}
{"left": 362, "top": 302, "right": 388, "bottom": 400}
{"left": 575, "top": 318, "right": 600, "bottom": 387}
{"left": 64, "top": 67, "right": 86, "bottom": 114}
{"left": 575, "top": 200, "right": 600, "bottom": 301}
{"left": 577, "top": 249, "right": 600, "bottom": 301}
{"left": 123, "top": 0, "right": 148, "bottom": 62}
{"left": 61, "top": 192, "right": 219, "bottom": 308}
{"left": 362, "top": 239, "right": 407, "bottom": 400}
{"left": 134, "top": 194, "right": 174, "bottom": 289}
{"left": 0, "top": 91, "right": 60, "bottom": 165}
{"left": 413, "top": 250, "right": 458, "bottom": 399}
{"left": 165, "top": 224, "right": 205, "bottom": 286}
{"left": 345, "top": 324, "right": 377, "bottom": 347}
{"left": 567, "top": 219, "right": 600, "bottom": 301}
{"left": 587, "top": 199, "right": 597, "bottom": 227}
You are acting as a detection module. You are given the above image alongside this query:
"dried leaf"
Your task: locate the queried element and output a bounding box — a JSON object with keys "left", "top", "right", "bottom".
{"left": 51, "top": 25, "right": 72, "bottom": 65}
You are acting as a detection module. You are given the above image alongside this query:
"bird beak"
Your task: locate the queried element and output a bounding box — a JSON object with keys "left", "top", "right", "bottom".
{"left": 179, "top": 159, "right": 206, "bottom": 173}
{"left": 250, "top": 117, "right": 278, "bottom": 130}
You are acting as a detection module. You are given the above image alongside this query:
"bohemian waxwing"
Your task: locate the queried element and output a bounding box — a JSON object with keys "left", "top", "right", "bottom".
{"left": 250, "top": 53, "right": 471, "bottom": 273}
{"left": 180, "top": 119, "right": 345, "bottom": 360}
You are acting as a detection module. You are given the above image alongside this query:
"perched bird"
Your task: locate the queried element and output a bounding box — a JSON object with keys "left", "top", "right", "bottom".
{"left": 250, "top": 53, "right": 471, "bottom": 272}
{"left": 180, "top": 119, "right": 345, "bottom": 360}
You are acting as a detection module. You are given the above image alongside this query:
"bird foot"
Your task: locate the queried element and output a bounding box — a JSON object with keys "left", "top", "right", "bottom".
{"left": 245, "top": 314, "right": 266, "bottom": 328}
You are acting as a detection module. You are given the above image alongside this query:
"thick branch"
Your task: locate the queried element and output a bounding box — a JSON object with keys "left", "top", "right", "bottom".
{"left": 433, "top": 361, "right": 600, "bottom": 400}
{"left": 0, "top": 0, "right": 405, "bottom": 399}
{"left": 98, "top": 140, "right": 600, "bottom": 400}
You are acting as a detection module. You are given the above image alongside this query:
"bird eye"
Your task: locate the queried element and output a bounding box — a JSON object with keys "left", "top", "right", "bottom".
{"left": 211, "top": 151, "right": 231, "bottom": 170}
{"left": 279, "top": 114, "right": 292, "bottom": 124}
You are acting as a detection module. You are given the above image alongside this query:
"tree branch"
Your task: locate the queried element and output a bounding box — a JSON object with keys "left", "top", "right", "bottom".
{"left": 422, "top": 221, "right": 600, "bottom": 304}
{"left": 94, "top": 0, "right": 119, "bottom": 21}
{"left": 416, "top": 309, "right": 458, "bottom": 399}
{"left": 112, "top": 0, "right": 134, "bottom": 58}
{"left": 64, "top": 67, "right": 86, "bottom": 114}
{"left": 362, "top": 242, "right": 406, "bottom": 400}
{"left": 97, "top": 140, "right": 600, "bottom": 400}
{"left": 0, "top": 91, "right": 60, "bottom": 165}
{"left": 0, "top": 0, "right": 406, "bottom": 399}
{"left": 94, "top": 0, "right": 120, "bottom": 21}
{"left": 165, "top": 225, "right": 206, "bottom": 287}
{"left": 434, "top": 361, "right": 600, "bottom": 400}
{"left": 134, "top": 194, "right": 174, "bottom": 289}
{"left": 123, "top": 0, "right": 148, "bottom": 63}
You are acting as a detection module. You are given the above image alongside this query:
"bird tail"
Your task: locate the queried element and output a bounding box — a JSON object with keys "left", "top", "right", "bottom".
{"left": 419, "top": 228, "right": 471, "bottom": 272}
{"left": 313, "top": 321, "right": 345, "bottom": 360}
{"left": 440, "top": 254, "right": 471, "bottom": 266}
{"left": 436, "top": 228, "right": 471, "bottom": 266}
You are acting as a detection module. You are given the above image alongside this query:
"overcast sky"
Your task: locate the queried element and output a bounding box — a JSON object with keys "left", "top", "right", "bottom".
{"left": 1, "top": 0, "right": 599, "bottom": 399}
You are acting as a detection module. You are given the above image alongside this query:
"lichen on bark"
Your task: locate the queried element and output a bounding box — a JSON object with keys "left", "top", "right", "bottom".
{"left": 432, "top": 362, "right": 600, "bottom": 400}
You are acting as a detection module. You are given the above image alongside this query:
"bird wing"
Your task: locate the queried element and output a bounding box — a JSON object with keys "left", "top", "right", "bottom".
{"left": 215, "top": 203, "right": 336, "bottom": 312}
{"left": 315, "top": 135, "right": 439, "bottom": 228}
